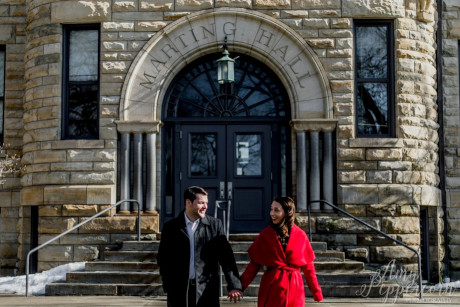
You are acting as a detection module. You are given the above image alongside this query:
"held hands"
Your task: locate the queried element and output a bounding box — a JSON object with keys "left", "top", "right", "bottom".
{"left": 227, "top": 289, "right": 243, "bottom": 303}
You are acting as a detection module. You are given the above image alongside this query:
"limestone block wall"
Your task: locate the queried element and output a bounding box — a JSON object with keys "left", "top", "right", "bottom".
{"left": 443, "top": 0, "right": 460, "bottom": 281}
{"left": 35, "top": 204, "right": 157, "bottom": 272}
{"left": 0, "top": 0, "right": 25, "bottom": 276}
{"left": 0, "top": 0, "right": 446, "bottom": 276}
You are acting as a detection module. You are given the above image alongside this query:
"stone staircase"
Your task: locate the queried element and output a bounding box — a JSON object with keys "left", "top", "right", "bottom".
{"left": 46, "top": 235, "right": 400, "bottom": 298}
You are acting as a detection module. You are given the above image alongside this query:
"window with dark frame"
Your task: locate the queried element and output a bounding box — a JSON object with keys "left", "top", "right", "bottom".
{"left": 0, "top": 45, "right": 5, "bottom": 144}
{"left": 354, "top": 20, "right": 395, "bottom": 137}
{"left": 62, "top": 24, "right": 100, "bottom": 140}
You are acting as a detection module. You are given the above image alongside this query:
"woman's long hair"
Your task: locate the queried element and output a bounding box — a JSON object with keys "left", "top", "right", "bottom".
{"left": 272, "top": 196, "right": 296, "bottom": 249}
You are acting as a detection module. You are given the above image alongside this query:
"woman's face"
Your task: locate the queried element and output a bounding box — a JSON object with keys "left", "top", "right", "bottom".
{"left": 270, "top": 201, "right": 286, "bottom": 225}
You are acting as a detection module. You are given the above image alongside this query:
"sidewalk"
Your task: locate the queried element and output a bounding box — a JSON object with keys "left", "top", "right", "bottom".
{"left": 1, "top": 293, "right": 460, "bottom": 307}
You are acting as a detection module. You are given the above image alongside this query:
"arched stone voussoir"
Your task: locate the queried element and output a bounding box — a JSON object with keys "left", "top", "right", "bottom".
{"left": 119, "top": 8, "right": 333, "bottom": 127}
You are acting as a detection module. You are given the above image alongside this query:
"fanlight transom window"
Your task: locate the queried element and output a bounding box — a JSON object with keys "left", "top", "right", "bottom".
{"left": 164, "top": 53, "right": 289, "bottom": 120}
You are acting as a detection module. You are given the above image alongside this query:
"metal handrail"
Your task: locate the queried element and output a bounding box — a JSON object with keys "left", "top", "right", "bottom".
{"left": 308, "top": 199, "right": 423, "bottom": 300}
{"left": 25, "top": 199, "right": 141, "bottom": 296}
{"left": 214, "top": 200, "right": 231, "bottom": 297}
{"left": 214, "top": 200, "right": 231, "bottom": 240}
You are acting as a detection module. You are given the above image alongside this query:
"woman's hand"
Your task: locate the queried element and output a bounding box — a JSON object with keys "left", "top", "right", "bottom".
{"left": 227, "top": 289, "right": 244, "bottom": 303}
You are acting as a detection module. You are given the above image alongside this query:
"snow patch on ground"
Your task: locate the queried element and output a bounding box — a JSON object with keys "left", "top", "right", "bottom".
{"left": 0, "top": 262, "right": 85, "bottom": 295}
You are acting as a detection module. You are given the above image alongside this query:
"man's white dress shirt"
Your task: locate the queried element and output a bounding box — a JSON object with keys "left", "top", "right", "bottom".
{"left": 185, "top": 213, "right": 200, "bottom": 279}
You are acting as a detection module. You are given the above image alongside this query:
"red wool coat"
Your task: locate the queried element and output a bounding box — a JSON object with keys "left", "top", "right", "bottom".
{"left": 241, "top": 224, "right": 323, "bottom": 307}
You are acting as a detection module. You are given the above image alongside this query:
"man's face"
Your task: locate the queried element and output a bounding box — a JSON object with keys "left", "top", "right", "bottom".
{"left": 185, "top": 193, "right": 208, "bottom": 221}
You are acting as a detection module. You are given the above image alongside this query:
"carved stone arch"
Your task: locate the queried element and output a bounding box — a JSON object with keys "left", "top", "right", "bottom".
{"left": 118, "top": 8, "right": 332, "bottom": 131}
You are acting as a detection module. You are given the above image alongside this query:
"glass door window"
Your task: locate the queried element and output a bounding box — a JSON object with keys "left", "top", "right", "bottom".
{"left": 235, "top": 134, "right": 262, "bottom": 176}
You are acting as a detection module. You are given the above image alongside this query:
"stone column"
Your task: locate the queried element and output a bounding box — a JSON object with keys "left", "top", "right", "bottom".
{"left": 119, "top": 133, "right": 131, "bottom": 213}
{"left": 309, "top": 131, "right": 321, "bottom": 211}
{"left": 116, "top": 121, "right": 162, "bottom": 214}
{"left": 145, "top": 133, "right": 157, "bottom": 213}
{"left": 322, "top": 131, "right": 334, "bottom": 211}
{"left": 291, "top": 119, "right": 338, "bottom": 212}
{"left": 133, "top": 133, "right": 143, "bottom": 212}
{"left": 296, "top": 132, "right": 307, "bottom": 211}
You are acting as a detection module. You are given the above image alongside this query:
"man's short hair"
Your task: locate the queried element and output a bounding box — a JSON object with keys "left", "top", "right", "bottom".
{"left": 184, "top": 186, "right": 208, "bottom": 203}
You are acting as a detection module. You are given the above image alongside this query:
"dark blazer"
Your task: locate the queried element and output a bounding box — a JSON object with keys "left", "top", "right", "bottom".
{"left": 157, "top": 211, "right": 242, "bottom": 307}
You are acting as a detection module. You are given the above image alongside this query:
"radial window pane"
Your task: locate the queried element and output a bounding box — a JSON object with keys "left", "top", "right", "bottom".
{"left": 165, "top": 53, "right": 289, "bottom": 119}
{"left": 356, "top": 26, "right": 388, "bottom": 79}
{"left": 235, "top": 134, "right": 262, "bottom": 176}
{"left": 190, "top": 133, "right": 217, "bottom": 176}
{"left": 69, "top": 30, "right": 99, "bottom": 82}
{"left": 356, "top": 83, "right": 388, "bottom": 135}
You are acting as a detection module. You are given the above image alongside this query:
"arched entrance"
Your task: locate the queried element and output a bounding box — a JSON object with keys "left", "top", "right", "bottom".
{"left": 162, "top": 53, "right": 291, "bottom": 232}
{"left": 116, "top": 8, "right": 335, "bottom": 232}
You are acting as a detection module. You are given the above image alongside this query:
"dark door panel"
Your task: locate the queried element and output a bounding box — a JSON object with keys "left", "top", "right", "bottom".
{"left": 227, "top": 125, "right": 272, "bottom": 232}
{"left": 178, "top": 125, "right": 226, "bottom": 216}
{"left": 174, "top": 124, "right": 275, "bottom": 233}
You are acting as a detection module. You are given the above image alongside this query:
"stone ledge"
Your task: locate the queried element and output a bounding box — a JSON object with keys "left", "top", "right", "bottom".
{"left": 79, "top": 215, "right": 159, "bottom": 233}
{"left": 349, "top": 138, "right": 403, "bottom": 148}
{"left": 21, "top": 185, "right": 115, "bottom": 206}
{"left": 290, "top": 119, "right": 338, "bottom": 132}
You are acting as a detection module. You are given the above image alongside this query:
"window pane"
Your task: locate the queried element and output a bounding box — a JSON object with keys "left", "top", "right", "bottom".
{"left": 0, "top": 100, "right": 3, "bottom": 135}
{"left": 190, "top": 133, "right": 217, "bottom": 176}
{"left": 357, "top": 83, "right": 388, "bottom": 135}
{"left": 69, "top": 30, "right": 98, "bottom": 82}
{"left": 356, "top": 26, "right": 388, "bottom": 79}
{"left": 67, "top": 84, "right": 98, "bottom": 138}
{"left": 0, "top": 50, "right": 4, "bottom": 96}
{"left": 235, "top": 134, "right": 262, "bottom": 176}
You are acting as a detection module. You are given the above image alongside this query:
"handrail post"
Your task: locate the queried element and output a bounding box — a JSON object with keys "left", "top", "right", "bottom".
{"left": 215, "top": 200, "right": 231, "bottom": 297}
{"left": 25, "top": 199, "right": 140, "bottom": 296}
{"left": 307, "top": 199, "right": 312, "bottom": 241}
{"left": 309, "top": 199, "right": 423, "bottom": 300}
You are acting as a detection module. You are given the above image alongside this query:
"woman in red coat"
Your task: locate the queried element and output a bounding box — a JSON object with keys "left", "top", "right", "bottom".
{"left": 241, "top": 196, "right": 323, "bottom": 306}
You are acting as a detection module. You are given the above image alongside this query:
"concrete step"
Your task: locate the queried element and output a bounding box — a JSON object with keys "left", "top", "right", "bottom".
{"left": 314, "top": 260, "right": 364, "bottom": 272}
{"left": 122, "top": 241, "right": 159, "bottom": 251}
{"left": 233, "top": 250, "right": 345, "bottom": 263}
{"left": 45, "top": 283, "right": 165, "bottom": 296}
{"left": 316, "top": 271, "right": 377, "bottom": 285}
{"left": 103, "top": 251, "right": 157, "bottom": 262}
{"left": 85, "top": 261, "right": 158, "bottom": 272}
{"left": 243, "top": 284, "right": 402, "bottom": 298}
{"left": 234, "top": 270, "right": 376, "bottom": 285}
{"left": 46, "top": 282, "right": 401, "bottom": 298}
{"left": 121, "top": 240, "right": 328, "bottom": 253}
{"left": 315, "top": 251, "right": 345, "bottom": 262}
{"left": 235, "top": 260, "right": 364, "bottom": 272}
{"left": 45, "top": 238, "right": 390, "bottom": 298}
{"left": 46, "top": 283, "right": 118, "bottom": 296}
{"left": 66, "top": 271, "right": 161, "bottom": 284}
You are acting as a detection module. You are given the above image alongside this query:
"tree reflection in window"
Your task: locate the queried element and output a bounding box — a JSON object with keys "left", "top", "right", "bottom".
{"left": 63, "top": 25, "right": 99, "bottom": 139}
{"left": 0, "top": 46, "right": 4, "bottom": 143}
{"left": 355, "top": 21, "right": 394, "bottom": 137}
{"left": 190, "top": 133, "right": 217, "bottom": 176}
{"left": 165, "top": 53, "right": 289, "bottom": 120}
{"left": 236, "top": 134, "right": 262, "bottom": 176}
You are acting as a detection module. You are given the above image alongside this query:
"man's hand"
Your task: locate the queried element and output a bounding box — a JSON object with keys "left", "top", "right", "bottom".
{"left": 227, "top": 289, "right": 243, "bottom": 303}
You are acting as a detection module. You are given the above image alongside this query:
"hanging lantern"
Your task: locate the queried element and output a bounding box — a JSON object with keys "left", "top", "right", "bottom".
{"left": 216, "top": 41, "right": 235, "bottom": 84}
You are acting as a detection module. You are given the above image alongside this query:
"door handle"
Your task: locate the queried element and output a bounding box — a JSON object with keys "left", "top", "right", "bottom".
{"left": 227, "top": 182, "right": 232, "bottom": 199}
{"left": 220, "top": 181, "right": 225, "bottom": 199}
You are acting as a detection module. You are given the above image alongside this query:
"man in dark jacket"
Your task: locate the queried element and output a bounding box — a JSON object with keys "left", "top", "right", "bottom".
{"left": 157, "top": 186, "right": 243, "bottom": 307}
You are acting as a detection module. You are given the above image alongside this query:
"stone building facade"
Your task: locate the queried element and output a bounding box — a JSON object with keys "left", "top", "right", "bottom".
{"left": 0, "top": 0, "right": 458, "bottom": 283}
